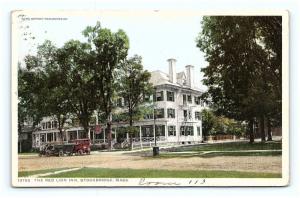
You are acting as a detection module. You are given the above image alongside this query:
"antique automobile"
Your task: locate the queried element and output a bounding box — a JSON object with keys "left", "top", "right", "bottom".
{"left": 39, "top": 143, "right": 75, "bottom": 157}
{"left": 71, "top": 138, "right": 91, "bottom": 155}
{"left": 39, "top": 139, "right": 91, "bottom": 157}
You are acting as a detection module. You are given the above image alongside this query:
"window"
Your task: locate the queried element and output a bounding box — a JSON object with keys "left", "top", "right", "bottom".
{"left": 183, "top": 110, "right": 188, "bottom": 120}
{"left": 184, "top": 110, "right": 192, "bottom": 120}
{"left": 187, "top": 95, "right": 192, "bottom": 103}
{"left": 155, "top": 125, "right": 165, "bottom": 136}
{"left": 155, "top": 91, "right": 164, "bottom": 101}
{"left": 142, "top": 126, "right": 153, "bottom": 137}
{"left": 195, "top": 111, "right": 201, "bottom": 120}
{"left": 200, "top": 100, "right": 204, "bottom": 107}
{"left": 124, "top": 98, "right": 129, "bottom": 107}
{"left": 117, "top": 98, "right": 123, "bottom": 107}
{"left": 180, "top": 126, "right": 194, "bottom": 136}
{"left": 167, "top": 91, "right": 175, "bottom": 101}
{"left": 53, "top": 121, "right": 58, "bottom": 129}
{"left": 42, "top": 123, "right": 46, "bottom": 130}
{"left": 40, "top": 134, "right": 46, "bottom": 142}
{"left": 69, "top": 131, "right": 77, "bottom": 140}
{"left": 47, "top": 122, "right": 51, "bottom": 129}
{"left": 79, "top": 130, "right": 87, "bottom": 139}
{"left": 168, "top": 126, "right": 176, "bottom": 136}
{"left": 183, "top": 94, "right": 187, "bottom": 105}
{"left": 194, "top": 96, "right": 201, "bottom": 105}
{"left": 197, "top": 126, "right": 201, "bottom": 136}
{"left": 47, "top": 133, "right": 53, "bottom": 142}
{"left": 155, "top": 108, "right": 164, "bottom": 119}
{"left": 144, "top": 113, "right": 153, "bottom": 119}
{"left": 143, "top": 94, "right": 150, "bottom": 102}
{"left": 167, "top": 108, "right": 175, "bottom": 118}
{"left": 188, "top": 111, "right": 192, "bottom": 119}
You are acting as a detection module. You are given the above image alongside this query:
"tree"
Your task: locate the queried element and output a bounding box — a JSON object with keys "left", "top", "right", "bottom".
{"left": 82, "top": 22, "right": 130, "bottom": 149}
{"left": 56, "top": 40, "right": 99, "bottom": 137}
{"left": 201, "top": 109, "right": 246, "bottom": 139}
{"left": 117, "top": 55, "right": 153, "bottom": 149}
{"left": 20, "top": 40, "right": 72, "bottom": 141}
{"left": 196, "top": 16, "right": 282, "bottom": 143}
{"left": 201, "top": 109, "right": 216, "bottom": 140}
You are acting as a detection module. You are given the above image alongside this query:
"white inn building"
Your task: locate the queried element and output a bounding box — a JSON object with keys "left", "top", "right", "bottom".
{"left": 32, "top": 58, "right": 205, "bottom": 149}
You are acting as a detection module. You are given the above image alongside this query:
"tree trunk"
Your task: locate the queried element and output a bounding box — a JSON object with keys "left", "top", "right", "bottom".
{"left": 58, "top": 128, "right": 64, "bottom": 143}
{"left": 249, "top": 119, "right": 254, "bottom": 143}
{"left": 129, "top": 115, "right": 133, "bottom": 151}
{"left": 106, "top": 113, "right": 112, "bottom": 150}
{"left": 267, "top": 118, "right": 272, "bottom": 141}
{"left": 260, "top": 115, "right": 266, "bottom": 142}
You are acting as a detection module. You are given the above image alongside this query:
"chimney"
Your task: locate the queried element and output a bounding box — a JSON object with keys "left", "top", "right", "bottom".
{"left": 185, "top": 65, "right": 194, "bottom": 88}
{"left": 167, "top": 58, "right": 177, "bottom": 83}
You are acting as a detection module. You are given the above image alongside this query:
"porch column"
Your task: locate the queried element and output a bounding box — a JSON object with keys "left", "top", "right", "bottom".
{"left": 45, "top": 132, "right": 48, "bottom": 143}
{"left": 93, "top": 130, "right": 95, "bottom": 143}
{"left": 153, "top": 124, "right": 156, "bottom": 144}
{"left": 37, "top": 134, "right": 40, "bottom": 146}
{"left": 103, "top": 129, "right": 106, "bottom": 143}
{"left": 200, "top": 120, "right": 203, "bottom": 141}
{"left": 139, "top": 126, "right": 143, "bottom": 149}
{"left": 65, "top": 131, "right": 69, "bottom": 142}
{"left": 88, "top": 128, "right": 91, "bottom": 139}
{"left": 52, "top": 132, "right": 54, "bottom": 142}
{"left": 32, "top": 134, "right": 35, "bottom": 147}
{"left": 76, "top": 130, "right": 79, "bottom": 139}
{"left": 165, "top": 125, "right": 168, "bottom": 140}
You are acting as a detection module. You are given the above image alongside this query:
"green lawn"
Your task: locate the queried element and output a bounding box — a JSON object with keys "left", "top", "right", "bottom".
{"left": 19, "top": 168, "right": 68, "bottom": 177}
{"left": 168, "top": 141, "right": 282, "bottom": 152}
{"left": 34, "top": 167, "right": 281, "bottom": 178}
{"left": 130, "top": 141, "right": 282, "bottom": 158}
{"left": 155, "top": 150, "right": 282, "bottom": 159}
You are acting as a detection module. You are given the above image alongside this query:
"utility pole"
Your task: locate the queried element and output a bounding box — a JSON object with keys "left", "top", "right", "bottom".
{"left": 153, "top": 87, "right": 159, "bottom": 156}
{"left": 154, "top": 108, "right": 156, "bottom": 146}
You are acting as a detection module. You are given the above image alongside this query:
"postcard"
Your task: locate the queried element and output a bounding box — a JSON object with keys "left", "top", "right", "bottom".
{"left": 11, "top": 10, "right": 289, "bottom": 187}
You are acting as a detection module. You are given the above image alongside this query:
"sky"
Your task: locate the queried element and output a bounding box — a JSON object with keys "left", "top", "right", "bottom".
{"left": 16, "top": 10, "right": 208, "bottom": 90}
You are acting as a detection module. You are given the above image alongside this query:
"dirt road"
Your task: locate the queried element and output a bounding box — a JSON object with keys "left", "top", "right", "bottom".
{"left": 18, "top": 152, "right": 282, "bottom": 173}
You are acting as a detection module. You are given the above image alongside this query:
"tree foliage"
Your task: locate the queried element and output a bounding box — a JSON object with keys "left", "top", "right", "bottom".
{"left": 82, "top": 22, "right": 130, "bottom": 148}
{"left": 19, "top": 40, "right": 72, "bottom": 140}
{"left": 19, "top": 22, "right": 131, "bottom": 145}
{"left": 116, "top": 55, "right": 153, "bottom": 149}
{"left": 196, "top": 16, "right": 282, "bottom": 142}
{"left": 201, "top": 109, "right": 246, "bottom": 139}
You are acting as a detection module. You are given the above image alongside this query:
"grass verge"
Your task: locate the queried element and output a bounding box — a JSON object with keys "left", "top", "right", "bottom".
{"left": 174, "top": 141, "right": 282, "bottom": 152}
{"left": 154, "top": 150, "right": 282, "bottom": 159}
{"left": 29, "top": 167, "right": 283, "bottom": 178}
{"left": 19, "top": 168, "right": 68, "bottom": 177}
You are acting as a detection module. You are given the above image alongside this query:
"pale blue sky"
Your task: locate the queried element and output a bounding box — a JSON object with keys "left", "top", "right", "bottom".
{"left": 17, "top": 11, "right": 207, "bottom": 89}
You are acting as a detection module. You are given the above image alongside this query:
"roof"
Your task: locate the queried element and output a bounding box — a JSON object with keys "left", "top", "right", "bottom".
{"left": 21, "top": 125, "right": 34, "bottom": 133}
{"left": 149, "top": 70, "right": 203, "bottom": 92}
{"left": 176, "top": 71, "right": 186, "bottom": 79}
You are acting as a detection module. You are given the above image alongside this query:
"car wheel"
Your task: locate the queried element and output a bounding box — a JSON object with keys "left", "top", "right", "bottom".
{"left": 77, "top": 150, "right": 83, "bottom": 155}
{"left": 86, "top": 148, "right": 91, "bottom": 155}
{"left": 59, "top": 150, "right": 64, "bottom": 157}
